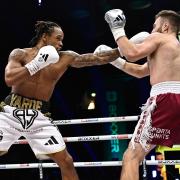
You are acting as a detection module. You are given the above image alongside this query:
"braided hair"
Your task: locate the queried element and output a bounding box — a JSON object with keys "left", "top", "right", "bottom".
{"left": 29, "top": 21, "right": 61, "bottom": 47}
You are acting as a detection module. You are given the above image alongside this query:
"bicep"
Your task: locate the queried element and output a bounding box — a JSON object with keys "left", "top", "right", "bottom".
{"left": 136, "top": 42, "right": 157, "bottom": 57}
{"left": 135, "top": 35, "right": 160, "bottom": 58}
{"left": 59, "top": 50, "right": 84, "bottom": 68}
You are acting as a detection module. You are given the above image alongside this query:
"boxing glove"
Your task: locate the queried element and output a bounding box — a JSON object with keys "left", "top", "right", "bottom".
{"left": 25, "top": 45, "right": 59, "bottom": 75}
{"left": 94, "top": 45, "right": 126, "bottom": 70}
{"left": 130, "top": 32, "right": 150, "bottom": 44}
{"left": 105, "top": 9, "right": 126, "bottom": 41}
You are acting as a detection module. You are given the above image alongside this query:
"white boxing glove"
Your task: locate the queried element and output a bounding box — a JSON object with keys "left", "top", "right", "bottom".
{"left": 94, "top": 45, "right": 111, "bottom": 54}
{"left": 130, "top": 32, "right": 150, "bottom": 44}
{"left": 104, "top": 9, "right": 126, "bottom": 41}
{"left": 94, "top": 45, "right": 126, "bottom": 70}
{"left": 25, "top": 45, "right": 59, "bottom": 75}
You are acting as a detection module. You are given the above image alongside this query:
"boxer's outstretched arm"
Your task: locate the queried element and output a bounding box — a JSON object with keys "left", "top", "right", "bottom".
{"left": 70, "top": 48, "right": 120, "bottom": 68}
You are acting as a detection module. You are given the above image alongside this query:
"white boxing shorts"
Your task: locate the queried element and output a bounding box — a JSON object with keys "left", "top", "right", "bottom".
{"left": 0, "top": 105, "right": 66, "bottom": 159}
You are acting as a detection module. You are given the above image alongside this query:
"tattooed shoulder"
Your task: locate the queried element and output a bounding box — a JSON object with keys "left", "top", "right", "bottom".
{"left": 9, "top": 48, "right": 26, "bottom": 59}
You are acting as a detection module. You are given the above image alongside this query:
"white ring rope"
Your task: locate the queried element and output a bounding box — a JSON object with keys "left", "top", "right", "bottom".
{"left": 14, "top": 116, "right": 136, "bottom": 144}
{"left": 3, "top": 115, "right": 179, "bottom": 174}
{"left": 0, "top": 160, "right": 179, "bottom": 169}
{"left": 14, "top": 134, "right": 133, "bottom": 144}
{"left": 53, "top": 115, "right": 139, "bottom": 125}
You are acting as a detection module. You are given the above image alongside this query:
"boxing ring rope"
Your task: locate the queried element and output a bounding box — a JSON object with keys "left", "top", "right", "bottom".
{"left": 52, "top": 115, "right": 139, "bottom": 125}
{"left": 0, "top": 160, "right": 180, "bottom": 169}
{"left": 1, "top": 115, "right": 180, "bottom": 180}
{"left": 14, "top": 134, "right": 133, "bottom": 144}
{"left": 14, "top": 116, "right": 137, "bottom": 144}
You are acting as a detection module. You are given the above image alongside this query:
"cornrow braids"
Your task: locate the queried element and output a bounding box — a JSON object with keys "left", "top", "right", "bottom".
{"left": 29, "top": 21, "right": 61, "bottom": 47}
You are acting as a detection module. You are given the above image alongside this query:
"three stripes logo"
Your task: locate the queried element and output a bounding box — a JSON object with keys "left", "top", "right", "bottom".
{"left": 44, "top": 136, "right": 59, "bottom": 145}
{"left": 38, "top": 53, "right": 49, "bottom": 62}
{"left": 13, "top": 109, "right": 38, "bottom": 129}
{"left": 0, "top": 130, "right": 3, "bottom": 141}
{"left": 113, "top": 15, "right": 124, "bottom": 23}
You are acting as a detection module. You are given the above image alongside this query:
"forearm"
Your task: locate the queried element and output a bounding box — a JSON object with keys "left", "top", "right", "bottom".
{"left": 71, "top": 49, "right": 120, "bottom": 68}
{"left": 5, "top": 67, "right": 30, "bottom": 86}
{"left": 121, "top": 62, "right": 149, "bottom": 78}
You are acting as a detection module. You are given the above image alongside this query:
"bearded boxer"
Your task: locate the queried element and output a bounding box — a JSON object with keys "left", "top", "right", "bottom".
{"left": 105, "top": 9, "right": 180, "bottom": 180}
{"left": 0, "top": 20, "right": 121, "bottom": 180}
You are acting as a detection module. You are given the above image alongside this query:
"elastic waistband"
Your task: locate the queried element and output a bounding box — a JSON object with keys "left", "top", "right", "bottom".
{"left": 3, "top": 93, "right": 50, "bottom": 115}
{"left": 150, "top": 81, "right": 180, "bottom": 97}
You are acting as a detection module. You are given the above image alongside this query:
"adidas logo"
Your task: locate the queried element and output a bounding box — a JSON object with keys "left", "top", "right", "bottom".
{"left": 38, "top": 54, "right": 49, "bottom": 62}
{"left": 113, "top": 15, "right": 124, "bottom": 22}
{"left": 44, "top": 136, "right": 59, "bottom": 145}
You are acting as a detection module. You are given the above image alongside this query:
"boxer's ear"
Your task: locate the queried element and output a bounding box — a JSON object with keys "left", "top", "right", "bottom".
{"left": 42, "top": 33, "right": 47, "bottom": 42}
{"left": 162, "top": 21, "right": 169, "bottom": 33}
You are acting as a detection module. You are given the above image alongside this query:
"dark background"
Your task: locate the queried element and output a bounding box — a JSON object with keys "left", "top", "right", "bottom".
{"left": 0, "top": 0, "right": 180, "bottom": 179}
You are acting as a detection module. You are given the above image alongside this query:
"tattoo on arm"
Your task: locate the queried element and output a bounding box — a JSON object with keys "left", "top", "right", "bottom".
{"left": 9, "top": 49, "right": 25, "bottom": 61}
{"left": 71, "top": 48, "right": 120, "bottom": 68}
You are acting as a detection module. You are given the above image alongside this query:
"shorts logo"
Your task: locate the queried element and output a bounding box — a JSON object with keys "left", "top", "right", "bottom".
{"left": 44, "top": 136, "right": 59, "bottom": 145}
{"left": 13, "top": 109, "right": 38, "bottom": 129}
{"left": 0, "top": 130, "right": 3, "bottom": 141}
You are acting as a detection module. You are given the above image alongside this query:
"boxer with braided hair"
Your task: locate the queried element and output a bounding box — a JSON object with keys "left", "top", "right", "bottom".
{"left": 0, "top": 20, "right": 121, "bottom": 180}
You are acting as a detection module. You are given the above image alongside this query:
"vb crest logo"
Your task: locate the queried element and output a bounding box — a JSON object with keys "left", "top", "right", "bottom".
{"left": 13, "top": 109, "right": 38, "bottom": 129}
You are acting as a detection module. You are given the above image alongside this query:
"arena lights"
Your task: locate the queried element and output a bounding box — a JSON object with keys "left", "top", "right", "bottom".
{"left": 87, "top": 100, "right": 95, "bottom": 110}
{"left": 152, "top": 170, "right": 157, "bottom": 178}
{"left": 87, "top": 92, "right": 96, "bottom": 110}
{"left": 38, "top": 0, "right": 42, "bottom": 6}
{"left": 90, "top": 92, "right": 96, "bottom": 97}
{"left": 129, "top": 0, "right": 152, "bottom": 10}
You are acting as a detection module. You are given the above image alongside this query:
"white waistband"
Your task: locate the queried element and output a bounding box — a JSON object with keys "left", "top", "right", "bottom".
{"left": 150, "top": 81, "right": 180, "bottom": 97}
